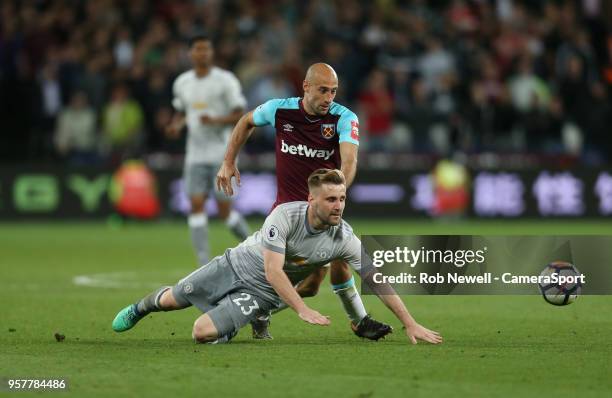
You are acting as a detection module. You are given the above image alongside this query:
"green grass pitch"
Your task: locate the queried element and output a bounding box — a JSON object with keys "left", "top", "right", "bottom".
{"left": 1, "top": 219, "right": 611, "bottom": 397}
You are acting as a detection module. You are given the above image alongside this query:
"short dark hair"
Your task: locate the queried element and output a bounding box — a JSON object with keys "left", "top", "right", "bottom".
{"left": 189, "top": 34, "right": 211, "bottom": 48}
{"left": 307, "top": 169, "right": 346, "bottom": 192}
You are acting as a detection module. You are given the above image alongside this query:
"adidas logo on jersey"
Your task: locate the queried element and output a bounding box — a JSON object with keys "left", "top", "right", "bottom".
{"left": 280, "top": 140, "right": 334, "bottom": 160}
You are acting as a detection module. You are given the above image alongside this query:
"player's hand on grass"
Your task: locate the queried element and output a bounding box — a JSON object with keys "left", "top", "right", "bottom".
{"left": 298, "top": 307, "right": 330, "bottom": 326}
{"left": 405, "top": 323, "right": 443, "bottom": 345}
{"left": 216, "top": 162, "right": 241, "bottom": 196}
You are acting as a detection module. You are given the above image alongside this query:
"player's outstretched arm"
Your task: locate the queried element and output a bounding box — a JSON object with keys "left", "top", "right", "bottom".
{"left": 374, "top": 293, "right": 443, "bottom": 345}
{"left": 346, "top": 237, "right": 442, "bottom": 344}
{"left": 263, "top": 249, "right": 330, "bottom": 326}
{"left": 216, "top": 111, "right": 256, "bottom": 195}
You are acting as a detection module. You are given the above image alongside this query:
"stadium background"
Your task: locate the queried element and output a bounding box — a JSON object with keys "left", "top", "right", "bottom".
{"left": 1, "top": 1, "right": 611, "bottom": 397}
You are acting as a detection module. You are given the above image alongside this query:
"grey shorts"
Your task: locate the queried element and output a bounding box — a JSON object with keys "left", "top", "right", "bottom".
{"left": 184, "top": 163, "right": 231, "bottom": 200}
{"left": 172, "top": 253, "right": 275, "bottom": 339}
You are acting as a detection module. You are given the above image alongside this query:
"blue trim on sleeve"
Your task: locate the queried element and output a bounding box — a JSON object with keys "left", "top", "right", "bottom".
{"left": 252, "top": 97, "right": 300, "bottom": 127}
{"left": 330, "top": 102, "right": 359, "bottom": 145}
{"left": 332, "top": 275, "right": 355, "bottom": 291}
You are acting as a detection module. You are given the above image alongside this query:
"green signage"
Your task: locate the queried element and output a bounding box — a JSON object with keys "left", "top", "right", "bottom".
{"left": 68, "top": 175, "right": 109, "bottom": 212}
{"left": 13, "top": 175, "right": 59, "bottom": 212}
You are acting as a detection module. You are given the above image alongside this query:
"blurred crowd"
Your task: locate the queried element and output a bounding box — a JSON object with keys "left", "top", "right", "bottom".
{"left": 1, "top": 0, "right": 611, "bottom": 166}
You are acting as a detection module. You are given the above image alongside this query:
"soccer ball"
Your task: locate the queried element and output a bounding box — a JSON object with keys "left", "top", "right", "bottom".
{"left": 538, "top": 261, "right": 582, "bottom": 306}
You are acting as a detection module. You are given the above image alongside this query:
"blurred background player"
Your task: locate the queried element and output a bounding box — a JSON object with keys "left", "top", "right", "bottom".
{"left": 217, "top": 63, "right": 391, "bottom": 341}
{"left": 166, "top": 35, "right": 250, "bottom": 265}
{"left": 113, "top": 169, "right": 442, "bottom": 345}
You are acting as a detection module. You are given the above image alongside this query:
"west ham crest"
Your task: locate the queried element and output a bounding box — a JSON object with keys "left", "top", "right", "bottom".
{"left": 321, "top": 124, "right": 335, "bottom": 139}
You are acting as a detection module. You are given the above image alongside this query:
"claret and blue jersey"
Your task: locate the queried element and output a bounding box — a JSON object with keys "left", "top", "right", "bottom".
{"left": 252, "top": 97, "right": 360, "bottom": 207}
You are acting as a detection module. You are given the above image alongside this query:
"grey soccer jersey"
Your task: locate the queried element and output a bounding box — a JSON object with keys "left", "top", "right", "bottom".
{"left": 172, "top": 67, "right": 247, "bottom": 165}
{"left": 228, "top": 201, "right": 361, "bottom": 305}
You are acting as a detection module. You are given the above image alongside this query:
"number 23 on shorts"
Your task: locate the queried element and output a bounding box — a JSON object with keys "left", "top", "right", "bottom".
{"left": 231, "top": 292, "right": 260, "bottom": 315}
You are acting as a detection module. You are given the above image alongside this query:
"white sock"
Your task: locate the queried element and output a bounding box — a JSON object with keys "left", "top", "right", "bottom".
{"left": 333, "top": 276, "right": 367, "bottom": 325}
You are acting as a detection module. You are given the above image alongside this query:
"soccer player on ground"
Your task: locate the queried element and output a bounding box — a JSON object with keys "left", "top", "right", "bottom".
{"left": 112, "top": 169, "right": 443, "bottom": 345}
{"left": 216, "top": 63, "right": 388, "bottom": 340}
{"left": 166, "top": 35, "right": 250, "bottom": 266}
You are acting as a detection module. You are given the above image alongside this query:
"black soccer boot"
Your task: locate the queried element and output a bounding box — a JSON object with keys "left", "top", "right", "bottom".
{"left": 351, "top": 315, "right": 393, "bottom": 341}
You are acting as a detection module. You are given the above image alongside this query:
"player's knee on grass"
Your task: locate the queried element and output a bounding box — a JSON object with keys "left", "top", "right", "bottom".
{"left": 192, "top": 314, "right": 219, "bottom": 343}
{"left": 193, "top": 294, "right": 253, "bottom": 343}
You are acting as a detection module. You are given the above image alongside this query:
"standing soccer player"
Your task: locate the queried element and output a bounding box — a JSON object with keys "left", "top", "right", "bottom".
{"left": 112, "top": 169, "right": 443, "bottom": 346}
{"left": 216, "top": 63, "right": 390, "bottom": 341}
{"left": 166, "top": 35, "right": 250, "bottom": 266}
